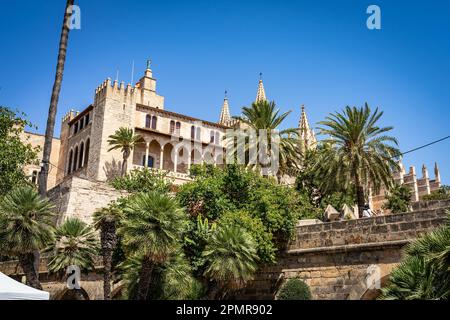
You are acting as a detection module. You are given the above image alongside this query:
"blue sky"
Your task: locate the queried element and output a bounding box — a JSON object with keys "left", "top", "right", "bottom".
{"left": 0, "top": 0, "right": 449, "bottom": 183}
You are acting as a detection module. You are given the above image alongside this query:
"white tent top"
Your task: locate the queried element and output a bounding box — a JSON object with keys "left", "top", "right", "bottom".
{"left": 0, "top": 272, "right": 50, "bottom": 300}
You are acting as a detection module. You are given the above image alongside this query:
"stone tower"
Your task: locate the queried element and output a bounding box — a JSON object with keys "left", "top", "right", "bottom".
{"left": 87, "top": 63, "right": 165, "bottom": 181}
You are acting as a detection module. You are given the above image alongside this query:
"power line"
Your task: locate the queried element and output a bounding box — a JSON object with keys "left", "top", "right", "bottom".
{"left": 397, "top": 135, "right": 450, "bottom": 157}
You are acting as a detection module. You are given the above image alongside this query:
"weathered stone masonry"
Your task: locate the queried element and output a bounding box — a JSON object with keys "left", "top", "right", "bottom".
{"left": 240, "top": 200, "right": 450, "bottom": 300}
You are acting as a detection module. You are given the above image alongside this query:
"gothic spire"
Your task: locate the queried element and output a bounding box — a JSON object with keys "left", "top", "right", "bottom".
{"left": 434, "top": 162, "right": 441, "bottom": 183}
{"left": 219, "top": 90, "right": 231, "bottom": 125}
{"left": 255, "top": 73, "right": 267, "bottom": 103}
{"left": 298, "top": 105, "right": 316, "bottom": 150}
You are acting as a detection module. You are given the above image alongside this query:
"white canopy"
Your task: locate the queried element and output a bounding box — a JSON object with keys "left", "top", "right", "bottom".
{"left": 0, "top": 272, "right": 50, "bottom": 300}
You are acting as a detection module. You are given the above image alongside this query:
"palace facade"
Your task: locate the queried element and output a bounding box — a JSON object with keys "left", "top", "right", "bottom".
{"left": 22, "top": 62, "right": 441, "bottom": 219}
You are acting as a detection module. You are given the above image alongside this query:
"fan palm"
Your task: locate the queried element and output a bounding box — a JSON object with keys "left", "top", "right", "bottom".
{"left": 119, "top": 192, "right": 187, "bottom": 300}
{"left": 203, "top": 224, "right": 258, "bottom": 299}
{"left": 0, "top": 186, "right": 55, "bottom": 289}
{"left": 93, "top": 203, "right": 123, "bottom": 300}
{"left": 46, "top": 218, "right": 98, "bottom": 300}
{"left": 118, "top": 249, "right": 200, "bottom": 300}
{"left": 47, "top": 218, "right": 98, "bottom": 273}
{"left": 380, "top": 212, "right": 450, "bottom": 300}
{"left": 317, "top": 103, "right": 400, "bottom": 216}
{"left": 108, "top": 127, "right": 143, "bottom": 176}
{"left": 228, "top": 100, "right": 301, "bottom": 180}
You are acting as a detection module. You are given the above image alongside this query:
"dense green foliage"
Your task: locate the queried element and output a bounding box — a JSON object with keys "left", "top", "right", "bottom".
{"left": 111, "top": 168, "right": 172, "bottom": 194}
{"left": 383, "top": 183, "right": 412, "bottom": 213}
{"left": 422, "top": 186, "right": 450, "bottom": 201}
{"left": 178, "top": 164, "right": 307, "bottom": 265}
{"left": 0, "top": 107, "right": 39, "bottom": 196}
{"left": 381, "top": 212, "right": 450, "bottom": 300}
{"left": 277, "top": 278, "right": 312, "bottom": 300}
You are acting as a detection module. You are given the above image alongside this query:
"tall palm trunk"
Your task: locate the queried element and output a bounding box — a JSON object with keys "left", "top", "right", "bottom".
{"left": 38, "top": 0, "right": 74, "bottom": 197}
{"left": 18, "top": 253, "right": 42, "bottom": 290}
{"left": 354, "top": 171, "right": 365, "bottom": 218}
{"left": 136, "top": 258, "right": 154, "bottom": 300}
{"left": 100, "top": 222, "right": 117, "bottom": 300}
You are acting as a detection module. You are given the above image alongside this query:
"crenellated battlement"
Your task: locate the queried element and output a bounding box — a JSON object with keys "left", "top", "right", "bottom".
{"left": 62, "top": 109, "right": 78, "bottom": 123}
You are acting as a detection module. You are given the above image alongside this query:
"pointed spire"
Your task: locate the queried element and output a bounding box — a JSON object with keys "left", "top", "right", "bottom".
{"left": 434, "top": 162, "right": 441, "bottom": 183}
{"left": 219, "top": 90, "right": 231, "bottom": 125}
{"left": 422, "top": 164, "right": 429, "bottom": 179}
{"left": 298, "top": 105, "right": 317, "bottom": 150}
{"left": 255, "top": 73, "right": 267, "bottom": 103}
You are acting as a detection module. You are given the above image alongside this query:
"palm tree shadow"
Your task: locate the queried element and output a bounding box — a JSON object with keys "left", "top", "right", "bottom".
{"left": 103, "top": 159, "right": 123, "bottom": 181}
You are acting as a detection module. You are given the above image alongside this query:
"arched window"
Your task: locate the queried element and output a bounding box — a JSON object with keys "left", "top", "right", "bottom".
{"left": 170, "top": 121, "right": 175, "bottom": 134}
{"left": 210, "top": 130, "right": 215, "bottom": 143}
{"left": 79, "top": 119, "right": 84, "bottom": 131}
{"left": 145, "top": 114, "right": 151, "bottom": 128}
{"left": 176, "top": 122, "right": 181, "bottom": 135}
{"left": 68, "top": 149, "right": 73, "bottom": 174}
{"left": 85, "top": 113, "right": 90, "bottom": 126}
{"left": 79, "top": 142, "right": 84, "bottom": 168}
{"left": 84, "top": 139, "right": 90, "bottom": 167}
{"left": 74, "top": 122, "right": 79, "bottom": 135}
{"left": 215, "top": 132, "right": 220, "bottom": 144}
{"left": 191, "top": 126, "right": 195, "bottom": 139}
{"left": 196, "top": 127, "right": 201, "bottom": 140}
{"left": 151, "top": 116, "right": 157, "bottom": 130}
{"left": 73, "top": 146, "right": 79, "bottom": 172}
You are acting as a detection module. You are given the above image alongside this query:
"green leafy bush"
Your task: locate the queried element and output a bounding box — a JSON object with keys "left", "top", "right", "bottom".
{"left": 383, "top": 183, "right": 412, "bottom": 213}
{"left": 422, "top": 186, "right": 450, "bottom": 201}
{"left": 218, "top": 210, "right": 276, "bottom": 264}
{"left": 277, "top": 278, "right": 312, "bottom": 300}
{"left": 111, "top": 168, "right": 172, "bottom": 194}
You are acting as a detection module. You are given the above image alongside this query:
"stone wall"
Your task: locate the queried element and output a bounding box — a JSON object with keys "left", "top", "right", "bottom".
{"left": 47, "top": 175, "right": 128, "bottom": 225}
{"left": 240, "top": 201, "right": 450, "bottom": 300}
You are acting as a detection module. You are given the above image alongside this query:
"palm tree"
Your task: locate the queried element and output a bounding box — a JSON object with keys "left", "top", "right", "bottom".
{"left": 317, "top": 104, "right": 400, "bottom": 217}
{"left": 46, "top": 218, "right": 99, "bottom": 300}
{"left": 39, "top": 0, "right": 75, "bottom": 196}
{"left": 119, "top": 192, "right": 187, "bottom": 300}
{"left": 108, "top": 127, "right": 144, "bottom": 176}
{"left": 118, "top": 249, "right": 200, "bottom": 300}
{"left": 203, "top": 224, "right": 258, "bottom": 299}
{"left": 93, "top": 203, "right": 123, "bottom": 300}
{"left": 228, "top": 100, "right": 301, "bottom": 180}
{"left": 381, "top": 213, "right": 450, "bottom": 299}
{"left": 0, "top": 186, "right": 55, "bottom": 289}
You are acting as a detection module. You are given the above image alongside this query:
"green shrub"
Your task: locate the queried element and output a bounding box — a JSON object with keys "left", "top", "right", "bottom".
{"left": 422, "top": 186, "right": 450, "bottom": 201}
{"left": 383, "top": 183, "right": 412, "bottom": 213}
{"left": 111, "top": 168, "right": 172, "bottom": 194}
{"left": 277, "top": 278, "right": 312, "bottom": 300}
